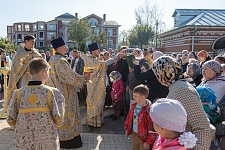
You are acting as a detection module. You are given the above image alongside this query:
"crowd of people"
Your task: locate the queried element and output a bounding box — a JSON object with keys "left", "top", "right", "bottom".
{"left": 2, "top": 35, "right": 225, "bottom": 150}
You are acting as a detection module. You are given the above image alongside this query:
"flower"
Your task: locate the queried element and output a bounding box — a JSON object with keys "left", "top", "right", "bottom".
{"left": 178, "top": 132, "right": 198, "bottom": 149}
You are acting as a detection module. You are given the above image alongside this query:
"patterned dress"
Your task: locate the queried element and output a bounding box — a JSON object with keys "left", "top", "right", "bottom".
{"left": 82, "top": 54, "right": 107, "bottom": 127}
{"left": 167, "top": 80, "right": 211, "bottom": 150}
{"left": 5, "top": 43, "right": 42, "bottom": 112}
{"left": 7, "top": 81, "right": 65, "bottom": 150}
{"left": 46, "top": 53, "right": 84, "bottom": 148}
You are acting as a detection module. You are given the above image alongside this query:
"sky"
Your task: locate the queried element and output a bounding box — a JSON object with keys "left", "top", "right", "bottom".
{"left": 1, "top": 0, "right": 225, "bottom": 37}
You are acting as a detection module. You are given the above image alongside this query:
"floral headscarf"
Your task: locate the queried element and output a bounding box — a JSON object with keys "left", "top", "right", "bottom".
{"left": 109, "top": 71, "right": 122, "bottom": 82}
{"left": 152, "top": 56, "right": 183, "bottom": 87}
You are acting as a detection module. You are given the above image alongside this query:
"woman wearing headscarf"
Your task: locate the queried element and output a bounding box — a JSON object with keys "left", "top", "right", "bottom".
{"left": 198, "top": 60, "right": 225, "bottom": 146}
{"left": 197, "top": 50, "right": 211, "bottom": 68}
{"left": 186, "top": 63, "right": 203, "bottom": 86}
{"left": 189, "top": 51, "right": 197, "bottom": 59}
{"left": 199, "top": 60, "right": 225, "bottom": 104}
{"left": 152, "top": 56, "right": 211, "bottom": 150}
{"left": 133, "top": 59, "right": 169, "bottom": 102}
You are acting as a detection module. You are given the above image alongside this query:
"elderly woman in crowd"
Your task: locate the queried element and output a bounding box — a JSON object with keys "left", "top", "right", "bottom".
{"left": 152, "top": 56, "right": 211, "bottom": 149}
{"left": 198, "top": 60, "right": 225, "bottom": 146}
{"left": 199, "top": 60, "right": 225, "bottom": 104}
{"left": 186, "top": 63, "right": 203, "bottom": 86}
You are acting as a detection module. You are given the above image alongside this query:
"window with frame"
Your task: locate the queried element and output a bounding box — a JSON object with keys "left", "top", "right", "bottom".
{"left": 94, "top": 28, "right": 99, "bottom": 36}
{"left": 18, "top": 25, "right": 21, "bottom": 31}
{"left": 107, "top": 29, "right": 112, "bottom": 36}
{"left": 40, "top": 42, "right": 43, "bottom": 47}
{"left": 88, "top": 18, "right": 98, "bottom": 27}
{"left": 17, "top": 34, "right": 22, "bottom": 39}
{"left": 175, "top": 18, "right": 179, "bottom": 25}
{"left": 33, "top": 24, "right": 37, "bottom": 30}
{"left": 107, "top": 40, "right": 112, "bottom": 48}
{"left": 49, "top": 24, "right": 55, "bottom": 29}
{"left": 39, "top": 24, "right": 44, "bottom": 29}
{"left": 25, "top": 24, "right": 30, "bottom": 31}
{"left": 49, "top": 32, "right": 55, "bottom": 39}
{"left": 39, "top": 32, "right": 44, "bottom": 38}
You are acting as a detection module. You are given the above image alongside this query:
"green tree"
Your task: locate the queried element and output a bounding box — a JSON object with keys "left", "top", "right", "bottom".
{"left": 128, "top": 24, "right": 154, "bottom": 49}
{"left": 68, "top": 18, "right": 92, "bottom": 50}
{"left": 80, "top": 42, "right": 87, "bottom": 53}
{"left": 0, "top": 37, "right": 16, "bottom": 53}
{"left": 91, "top": 31, "right": 107, "bottom": 47}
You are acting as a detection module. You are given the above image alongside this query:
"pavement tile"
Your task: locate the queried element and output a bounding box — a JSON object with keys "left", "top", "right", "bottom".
{"left": 0, "top": 95, "right": 132, "bottom": 150}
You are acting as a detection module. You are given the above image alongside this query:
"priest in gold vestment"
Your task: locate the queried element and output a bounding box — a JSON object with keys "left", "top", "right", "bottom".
{"left": 83, "top": 42, "right": 116, "bottom": 128}
{"left": 4, "top": 35, "right": 42, "bottom": 112}
{"left": 46, "top": 37, "right": 87, "bottom": 149}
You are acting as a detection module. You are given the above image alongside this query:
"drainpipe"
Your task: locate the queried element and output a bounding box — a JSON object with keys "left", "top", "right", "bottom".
{"left": 190, "top": 26, "right": 197, "bottom": 52}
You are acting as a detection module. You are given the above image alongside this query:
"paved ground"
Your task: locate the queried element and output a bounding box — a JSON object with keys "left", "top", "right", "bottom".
{"left": 0, "top": 94, "right": 132, "bottom": 150}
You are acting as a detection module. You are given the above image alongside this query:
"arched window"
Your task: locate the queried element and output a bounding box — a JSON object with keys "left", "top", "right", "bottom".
{"left": 88, "top": 18, "right": 98, "bottom": 27}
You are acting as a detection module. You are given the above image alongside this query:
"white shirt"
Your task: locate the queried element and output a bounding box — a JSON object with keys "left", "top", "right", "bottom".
{"left": 72, "top": 58, "right": 79, "bottom": 72}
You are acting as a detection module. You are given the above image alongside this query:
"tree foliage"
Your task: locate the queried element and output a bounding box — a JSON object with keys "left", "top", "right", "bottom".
{"left": 0, "top": 37, "right": 16, "bottom": 53}
{"left": 80, "top": 42, "right": 87, "bottom": 53}
{"left": 68, "top": 18, "right": 92, "bottom": 50}
{"left": 91, "top": 31, "right": 107, "bottom": 47}
{"left": 128, "top": 24, "right": 154, "bottom": 49}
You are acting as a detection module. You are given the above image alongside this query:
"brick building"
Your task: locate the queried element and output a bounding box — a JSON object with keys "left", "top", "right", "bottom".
{"left": 7, "top": 20, "right": 63, "bottom": 49}
{"left": 81, "top": 13, "right": 121, "bottom": 49}
{"left": 7, "top": 13, "right": 121, "bottom": 50}
{"left": 158, "top": 9, "right": 225, "bottom": 55}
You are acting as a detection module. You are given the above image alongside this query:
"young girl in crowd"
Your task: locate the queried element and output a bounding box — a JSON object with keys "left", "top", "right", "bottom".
{"left": 150, "top": 98, "right": 197, "bottom": 150}
{"left": 109, "top": 71, "right": 124, "bottom": 120}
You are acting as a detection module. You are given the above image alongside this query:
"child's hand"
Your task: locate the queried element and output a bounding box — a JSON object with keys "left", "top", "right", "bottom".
{"left": 143, "top": 142, "right": 150, "bottom": 150}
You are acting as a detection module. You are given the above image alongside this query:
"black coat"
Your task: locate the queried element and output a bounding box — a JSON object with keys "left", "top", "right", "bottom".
{"left": 134, "top": 65, "right": 169, "bottom": 102}
{"left": 117, "top": 58, "right": 129, "bottom": 83}
{"left": 71, "top": 57, "right": 84, "bottom": 75}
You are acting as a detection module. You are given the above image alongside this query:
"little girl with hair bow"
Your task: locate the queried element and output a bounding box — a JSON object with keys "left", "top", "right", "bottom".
{"left": 150, "top": 98, "right": 197, "bottom": 150}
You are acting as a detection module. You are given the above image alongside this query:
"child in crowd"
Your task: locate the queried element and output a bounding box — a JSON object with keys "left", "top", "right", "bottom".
{"left": 109, "top": 71, "right": 124, "bottom": 120}
{"left": 196, "top": 86, "right": 219, "bottom": 125}
{"left": 124, "top": 84, "right": 156, "bottom": 150}
{"left": 150, "top": 98, "right": 197, "bottom": 150}
{"left": 7, "top": 58, "right": 65, "bottom": 150}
